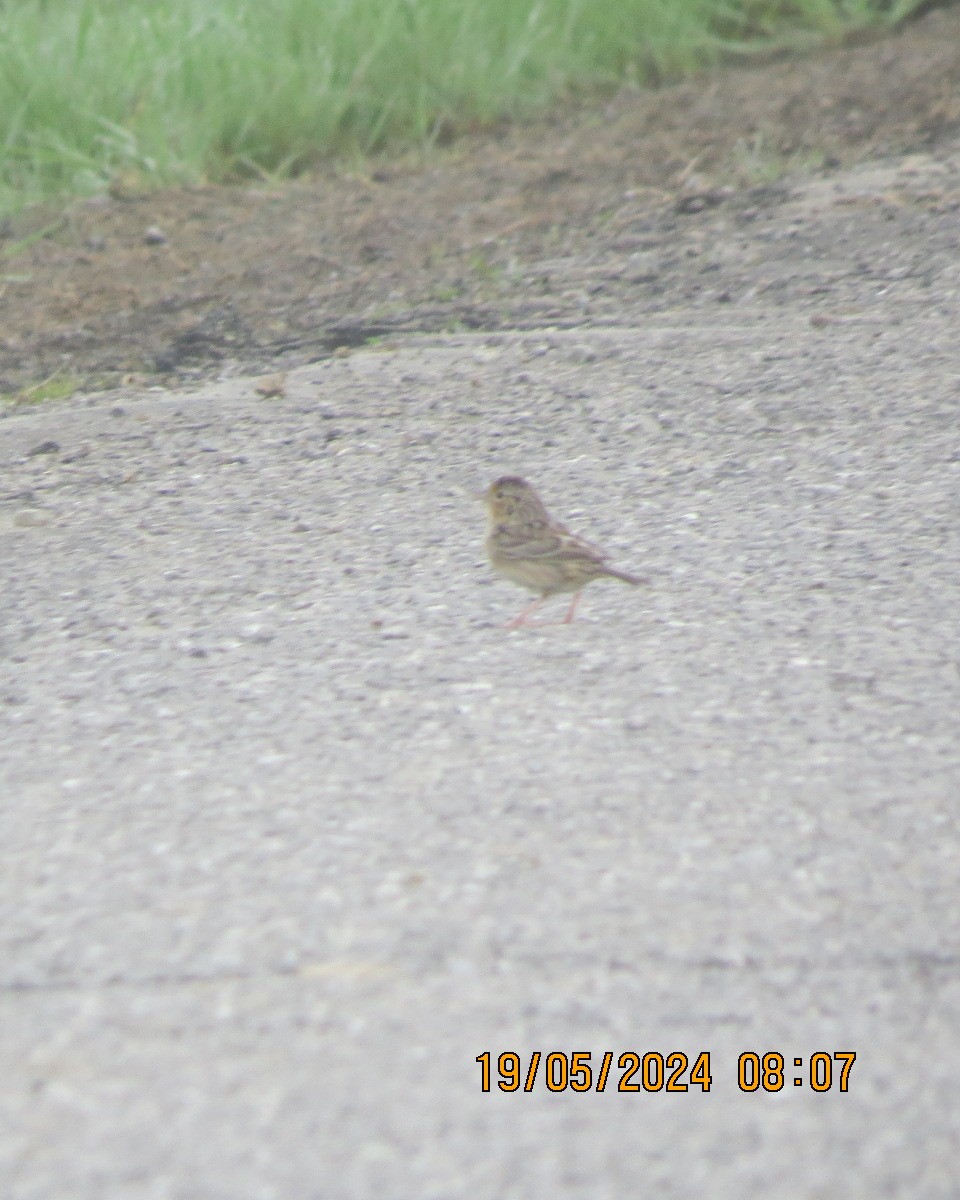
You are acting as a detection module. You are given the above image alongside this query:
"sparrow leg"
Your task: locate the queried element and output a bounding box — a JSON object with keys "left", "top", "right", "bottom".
{"left": 562, "top": 591, "right": 583, "bottom": 624}
{"left": 505, "top": 595, "right": 545, "bottom": 629}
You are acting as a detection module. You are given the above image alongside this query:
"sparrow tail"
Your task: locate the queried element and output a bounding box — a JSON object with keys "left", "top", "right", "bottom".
{"left": 605, "top": 567, "right": 645, "bottom": 586}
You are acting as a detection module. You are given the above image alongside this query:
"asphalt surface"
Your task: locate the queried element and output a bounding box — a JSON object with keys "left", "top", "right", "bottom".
{"left": 2, "top": 147, "right": 959, "bottom": 1199}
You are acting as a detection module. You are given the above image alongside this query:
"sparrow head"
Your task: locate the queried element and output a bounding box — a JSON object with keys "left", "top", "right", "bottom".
{"left": 482, "top": 476, "right": 549, "bottom": 524}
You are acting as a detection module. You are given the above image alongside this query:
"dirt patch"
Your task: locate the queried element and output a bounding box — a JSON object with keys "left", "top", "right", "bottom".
{"left": 2, "top": 6, "right": 960, "bottom": 396}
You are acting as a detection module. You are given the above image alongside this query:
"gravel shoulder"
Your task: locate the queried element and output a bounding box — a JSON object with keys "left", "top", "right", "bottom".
{"left": 2, "top": 14, "right": 960, "bottom": 1200}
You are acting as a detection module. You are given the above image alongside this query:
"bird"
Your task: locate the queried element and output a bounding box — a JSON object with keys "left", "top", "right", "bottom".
{"left": 482, "top": 475, "right": 643, "bottom": 627}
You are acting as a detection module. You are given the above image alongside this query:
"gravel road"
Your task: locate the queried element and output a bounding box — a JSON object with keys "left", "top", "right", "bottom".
{"left": 2, "top": 146, "right": 959, "bottom": 1199}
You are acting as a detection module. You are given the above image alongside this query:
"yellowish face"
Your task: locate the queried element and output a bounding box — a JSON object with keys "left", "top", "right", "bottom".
{"left": 483, "top": 476, "right": 536, "bottom": 523}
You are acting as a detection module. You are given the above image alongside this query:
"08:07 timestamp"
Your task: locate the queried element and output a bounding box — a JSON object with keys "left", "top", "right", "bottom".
{"left": 476, "top": 1051, "right": 856, "bottom": 1094}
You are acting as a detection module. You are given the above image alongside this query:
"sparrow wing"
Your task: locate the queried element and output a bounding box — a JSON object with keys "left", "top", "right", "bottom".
{"left": 552, "top": 526, "right": 610, "bottom": 565}
{"left": 492, "top": 528, "right": 566, "bottom": 559}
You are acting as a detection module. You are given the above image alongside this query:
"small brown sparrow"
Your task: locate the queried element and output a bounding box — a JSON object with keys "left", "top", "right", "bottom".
{"left": 482, "top": 476, "right": 643, "bottom": 627}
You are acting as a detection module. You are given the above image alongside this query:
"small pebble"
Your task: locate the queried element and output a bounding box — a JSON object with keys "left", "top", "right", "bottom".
{"left": 13, "top": 510, "right": 52, "bottom": 528}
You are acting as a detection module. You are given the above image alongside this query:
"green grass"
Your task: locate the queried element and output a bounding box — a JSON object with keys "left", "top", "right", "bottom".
{"left": 0, "top": 0, "right": 925, "bottom": 214}
{"left": 1, "top": 369, "right": 82, "bottom": 406}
